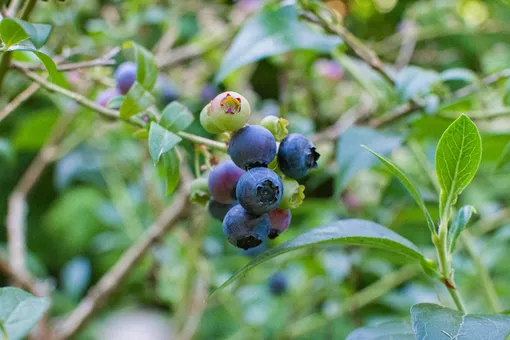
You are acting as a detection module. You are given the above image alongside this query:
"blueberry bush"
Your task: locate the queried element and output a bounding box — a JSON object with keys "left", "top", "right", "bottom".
{"left": 1, "top": 0, "right": 510, "bottom": 339}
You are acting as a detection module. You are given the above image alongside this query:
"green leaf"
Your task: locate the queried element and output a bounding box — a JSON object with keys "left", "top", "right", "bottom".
{"left": 362, "top": 146, "right": 436, "bottom": 234}
{"left": 396, "top": 66, "right": 439, "bottom": 101}
{"left": 439, "top": 68, "right": 478, "bottom": 84}
{"left": 411, "top": 303, "right": 510, "bottom": 340}
{"left": 8, "top": 46, "right": 66, "bottom": 86}
{"left": 161, "top": 148, "right": 180, "bottom": 195}
{"left": 160, "top": 101, "right": 194, "bottom": 133}
{"left": 346, "top": 321, "right": 414, "bottom": 340}
{"left": 215, "top": 5, "right": 341, "bottom": 82}
{"left": 107, "top": 95, "right": 125, "bottom": 109}
{"left": 119, "top": 82, "right": 155, "bottom": 119}
{"left": 435, "top": 114, "right": 482, "bottom": 221}
{"left": 494, "top": 141, "right": 510, "bottom": 174}
{"left": 123, "top": 41, "right": 158, "bottom": 91}
{"left": 336, "top": 127, "right": 403, "bottom": 193}
{"left": 212, "top": 219, "right": 424, "bottom": 295}
{"left": 148, "top": 122, "right": 182, "bottom": 163}
{"left": 447, "top": 205, "right": 476, "bottom": 253}
{"left": 0, "top": 287, "right": 49, "bottom": 340}
{"left": 0, "top": 18, "right": 51, "bottom": 48}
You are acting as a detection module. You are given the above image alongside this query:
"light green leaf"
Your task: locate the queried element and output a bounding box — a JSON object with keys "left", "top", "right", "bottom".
{"left": 362, "top": 146, "right": 436, "bottom": 233}
{"left": 212, "top": 219, "right": 425, "bottom": 295}
{"left": 494, "top": 141, "right": 510, "bottom": 174}
{"left": 448, "top": 205, "right": 476, "bottom": 253}
{"left": 396, "top": 66, "right": 439, "bottom": 101}
{"left": 411, "top": 303, "right": 510, "bottom": 340}
{"left": 148, "top": 122, "right": 181, "bottom": 163}
{"left": 161, "top": 148, "right": 180, "bottom": 195}
{"left": 8, "top": 46, "right": 65, "bottom": 86}
{"left": 347, "top": 321, "right": 414, "bottom": 340}
{"left": 0, "top": 287, "right": 49, "bottom": 340}
{"left": 107, "top": 95, "right": 125, "bottom": 109}
{"left": 0, "top": 18, "right": 51, "bottom": 48}
{"left": 123, "top": 41, "right": 158, "bottom": 91}
{"left": 160, "top": 101, "right": 194, "bottom": 133}
{"left": 120, "top": 82, "right": 155, "bottom": 119}
{"left": 439, "top": 68, "right": 478, "bottom": 84}
{"left": 215, "top": 5, "right": 341, "bottom": 82}
{"left": 336, "top": 127, "right": 403, "bottom": 193}
{"left": 435, "top": 114, "right": 482, "bottom": 221}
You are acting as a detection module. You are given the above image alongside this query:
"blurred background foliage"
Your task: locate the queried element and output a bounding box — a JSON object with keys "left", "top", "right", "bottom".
{"left": 2, "top": 0, "right": 510, "bottom": 339}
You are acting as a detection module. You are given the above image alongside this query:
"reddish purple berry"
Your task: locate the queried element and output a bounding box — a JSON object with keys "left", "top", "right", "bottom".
{"left": 268, "top": 208, "right": 291, "bottom": 239}
{"left": 208, "top": 161, "right": 245, "bottom": 204}
{"left": 96, "top": 88, "right": 121, "bottom": 107}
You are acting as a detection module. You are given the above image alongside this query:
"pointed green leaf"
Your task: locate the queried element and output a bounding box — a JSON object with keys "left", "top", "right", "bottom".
{"left": 212, "top": 219, "right": 424, "bottom": 295}
{"left": 148, "top": 122, "right": 181, "bottom": 163}
{"left": 161, "top": 148, "right": 180, "bottom": 194}
{"left": 123, "top": 41, "right": 158, "bottom": 91}
{"left": 160, "top": 101, "right": 194, "bottom": 133}
{"left": 494, "top": 141, "right": 510, "bottom": 174}
{"left": 362, "top": 145, "right": 436, "bottom": 233}
{"left": 215, "top": 5, "right": 341, "bottom": 82}
{"left": 448, "top": 205, "right": 476, "bottom": 253}
{"left": 0, "top": 287, "right": 49, "bottom": 340}
{"left": 439, "top": 68, "right": 478, "bottom": 84}
{"left": 347, "top": 321, "right": 414, "bottom": 340}
{"left": 0, "top": 18, "right": 51, "bottom": 48}
{"left": 411, "top": 303, "right": 510, "bottom": 340}
{"left": 120, "top": 82, "right": 155, "bottom": 119}
{"left": 8, "top": 46, "right": 65, "bottom": 86}
{"left": 435, "top": 114, "right": 482, "bottom": 221}
{"left": 106, "top": 95, "right": 125, "bottom": 109}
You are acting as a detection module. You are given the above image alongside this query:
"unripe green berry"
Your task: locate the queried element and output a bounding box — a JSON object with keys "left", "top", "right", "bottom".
{"left": 200, "top": 103, "right": 222, "bottom": 134}
{"left": 189, "top": 177, "right": 210, "bottom": 206}
{"left": 209, "top": 91, "right": 251, "bottom": 131}
{"left": 279, "top": 178, "right": 305, "bottom": 209}
{"left": 260, "top": 115, "right": 289, "bottom": 141}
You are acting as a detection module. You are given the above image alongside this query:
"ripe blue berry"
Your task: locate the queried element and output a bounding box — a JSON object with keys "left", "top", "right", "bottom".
{"left": 268, "top": 272, "right": 287, "bottom": 295}
{"left": 96, "top": 88, "right": 121, "bottom": 107}
{"left": 278, "top": 134, "right": 320, "bottom": 179}
{"left": 236, "top": 167, "right": 283, "bottom": 215}
{"left": 209, "top": 91, "right": 251, "bottom": 131}
{"left": 115, "top": 62, "right": 137, "bottom": 94}
{"left": 268, "top": 208, "right": 291, "bottom": 239}
{"left": 161, "top": 82, "right": 180, "bottom": 105}
{"left": 208, "top": 161, "right": 245, "bottom": 204}
{"left": 208, "top": 200, "right": 237, "bottom": 221}
{"left": 228, "top": 125, "right": 277, "bottom": 170}
{"left": 223, "top": 205, "right": 270, "bottom": 250}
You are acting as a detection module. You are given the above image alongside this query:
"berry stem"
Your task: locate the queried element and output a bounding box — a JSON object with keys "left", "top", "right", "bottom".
{"left": 194, "top": 147, "right": 201, "bottom": 178}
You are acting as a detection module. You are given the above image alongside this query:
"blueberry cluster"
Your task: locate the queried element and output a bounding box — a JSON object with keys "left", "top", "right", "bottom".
{"left": 194, "top": 91, "right": 320, "bottom": 250}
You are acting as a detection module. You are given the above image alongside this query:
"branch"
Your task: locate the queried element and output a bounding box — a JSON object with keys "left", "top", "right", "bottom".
{"left": 0, "top": 82, "right": 40, "bottom": 122}
{"left": 0, "top": 257, "right": 38, "bottom": 295}
{"left": 156, "top": 37, "right": 229, "bottom": 69}
{"left": 54, "top": 167, "right": 193, "bottom": 340}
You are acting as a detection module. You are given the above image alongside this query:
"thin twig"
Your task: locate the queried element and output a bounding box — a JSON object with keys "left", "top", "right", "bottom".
{"left": 0, "top": 82, "right": 40, "bottom": 122}
{"left": 395, "top": 20, "right": 417, "bottom": 71}
{"left": 156, "top": 37, "right": 228, "bottom": 69}
{"left": 0, "top": 257, "right": 38, "bottom": 295}
{"left": 54, "top": 167, "right": 193, "bottom": 340}
{"left": 453, "top": 68, "right": 510, "bottom": 98}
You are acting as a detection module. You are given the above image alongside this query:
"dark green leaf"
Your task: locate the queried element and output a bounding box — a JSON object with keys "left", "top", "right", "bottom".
{"left": 435, "top": 114, "right": 482, "bottom": 221}
{"left": 0, "top": 18, "right": 51, "bottom": 48}
{"left": 362, "top": 146, "right": 436, "bottom": 233}
{"left": 0, "top": 287, "right": 49, "bottom": 340}
{"left": 494, "top": 141, "right": 510, "bottom": 174}
{"left": 212, "top": 219, "right": 424, "bottom": 295}
{"left": 123, "top": 41, "right": 158, "bottom": 91}
{"left": 411, "top": 303, "right": 510, "bottom": 340}
{"left": 120, "top": 82, "right": 155, "bottom": 119}
{"left": 161, "top": 148, "right": 180, "bottom": 194}
{"left": 215, "top": 5, "right": 341, "bottom": 82}
{"left": 346, "top": 321, "right": 414, "bottom": 340}
{"left": 336, "top": 127, "right": 403, "bottom": 193}
{"left": 148, "top": 122, "right": 182, "bottom": 163}
{"left": 160, "top": 101, "right": 194, "bottom": 133}
{"left": 8, "top": 46, "right": 66, "bottom": 86}
{"left": 448, "top": 205, "right": 476, "bottom": 253}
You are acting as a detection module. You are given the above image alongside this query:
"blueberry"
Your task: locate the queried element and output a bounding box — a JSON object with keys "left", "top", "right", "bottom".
{"left": 278, "top": 134, "right": 320, "bottom": 179}
{"left": 208, "top": 200, "right": 237, "bottom": 221}
{"left": 161, "top": 82, "right": 180, "bottom": 105}
{"left": 115, "top": 62, "right": 137, "bottom": 94}
{"left": 201, "top": 84, "right": 219, "bottom": 102}
{"left": 223, "top": 205, "right": 270, "bottom": 250}
{"left": 209, "top": 91, "right": 251, "bottom": 131}
{"left": 228, "top": 125, "right": 277, "bottom": 170}
{"left": 96, "top": 88, "right": 121, "bottom": 107}
{"left": 268, "top": 272, "right": 287, "bottom": 295}
{"left": 236, "top": 167, "right": 283, "bottom": 215}
{"left": 208, "top": 161, "right": 245, "bottom": 204}
{"left": 268, "top": 208, "right": 291, "bottom": 239}
{"left": 200, "top": 103, "right": 222, "bottom": 134}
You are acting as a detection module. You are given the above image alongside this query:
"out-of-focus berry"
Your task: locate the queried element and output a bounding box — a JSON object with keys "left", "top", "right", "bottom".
{"left": 208, "top": 200, "right": 237, "bottom": 222}
{"left": 96, "top": 88, "right": 121, "bottom": 107}
{"left": 268, "top": 272, "right": 287, "bottom": 295}
{"left": 115, "top": 62, "right": 137, "bottom": 94}
{"left": 314, "top": 59, "right": 343, "bottom": 81}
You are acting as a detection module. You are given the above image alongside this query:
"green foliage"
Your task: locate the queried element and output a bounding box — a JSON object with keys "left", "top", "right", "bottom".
{"left": 447, "top": 205, "right": 476, "bottom": 253}
{"left": 0, "top": 18, "right": 51, "bottom": 48}
{"left": 346, "top": 321, "right": 414, "bottom": 340}
{"left": 0, "top": 287, "right": 49, "bottom": 340}
{"left": 435, "top": 114, "right": 482, "bottom": 221}
{"left": 120, "top": 82, "right": 155, "bottom": 118}
{"left": 160, "top": 101, "right": 194, "bottom": 133}
{"left": 494, "top": 141, "right": 510, "bottom": 174}
{"left": 411, "top": 303, "right": 510, "bottom": 340}
{"left": 148, "top": 122, "right": 181, "bottom": 163}
{"left": 161, "top": 148, "right": 180, "bottom": 195}
{"left": 123, "top": 41, "right": 158, "bottom": 91}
